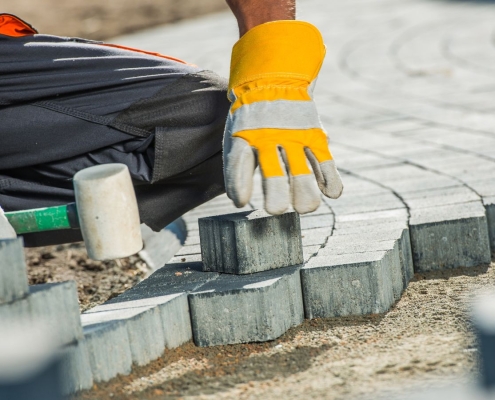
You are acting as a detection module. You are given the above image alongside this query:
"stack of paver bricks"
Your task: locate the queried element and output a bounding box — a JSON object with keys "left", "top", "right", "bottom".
{"left": 0, "top": 213, "right": 92, "bottom": 394}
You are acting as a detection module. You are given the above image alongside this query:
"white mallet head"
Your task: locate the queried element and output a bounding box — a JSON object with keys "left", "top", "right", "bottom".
{"left": 74, "top": 164, "right": 143, "bottom": 261}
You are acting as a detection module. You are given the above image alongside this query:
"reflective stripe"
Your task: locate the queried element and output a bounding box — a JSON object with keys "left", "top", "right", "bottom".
{"left": 228, "top": 100, "right": 322, "bottom": 133}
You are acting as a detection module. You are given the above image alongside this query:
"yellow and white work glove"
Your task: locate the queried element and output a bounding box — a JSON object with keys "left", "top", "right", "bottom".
{"left": 224, "top": 21, "right": 343, "bottom": 215}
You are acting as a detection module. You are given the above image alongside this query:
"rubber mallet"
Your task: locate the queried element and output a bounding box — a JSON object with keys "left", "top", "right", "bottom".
{"left": 4, "top": 164, "right": 143, "bottom": 261}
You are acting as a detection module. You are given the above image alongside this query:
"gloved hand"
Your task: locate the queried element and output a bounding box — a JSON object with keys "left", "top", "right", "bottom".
{"left": 224, "top": 20, "right": 343, "bottom": 215}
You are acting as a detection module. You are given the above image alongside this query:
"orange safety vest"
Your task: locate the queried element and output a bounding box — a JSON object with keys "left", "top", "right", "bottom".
{"left": 0, "top": 13, "right": 189, "bottom": 65}
{"left": 0, "top": 13, "right": 37, "bottom": 37}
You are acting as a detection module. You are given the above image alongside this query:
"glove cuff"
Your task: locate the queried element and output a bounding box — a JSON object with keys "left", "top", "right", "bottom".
{"left": 228, "top": 21, "right": 326, "bottom": 92}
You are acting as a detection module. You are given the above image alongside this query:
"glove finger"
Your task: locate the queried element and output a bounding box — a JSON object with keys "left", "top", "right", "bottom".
{"left": 305, "top": 148, "right": 344, "bottom": 199}
{"left": 279, "top": 146, "right": 320, "bottom": 214}
{"left": 262, "top": 146, "right": 290, "bottom": 215}
{"left": 225, "top": 137, "right": 256, "bottom": 207}
{"left": 291, "top": 174, "right": 321, "bottom": 214}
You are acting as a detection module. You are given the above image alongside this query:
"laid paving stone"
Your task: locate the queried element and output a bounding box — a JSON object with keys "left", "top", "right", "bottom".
{"left": 83, "top": 262, "right": 219, "bottom": 364}
{"left": 83, "top": 303, "right": 164, "bottom": 366}
{"left": 322, "top": 226, "right": 414, "bottom": 289}
{"left": 82, "top": 321, "right": 132, "bottom": 383}
{"left": 301, "top": 249, "right": 401, "bottom": 318}
{"left": 189, "top": 265, "right": 304, "bottom": 347}
{"left": 301, "top": 227, "right": 332, "bottom": 246}
{"left": 409, "top": 202, "right": 491, "bottom": 271}
{"left": 401, "top": 186, "right": 480, "bottom": 209}
{"left": 304, "top": 245, "right": 321, "bottom": 262}
{"left": 484, "top": 196, "right": 495, "bottom": 251}
{"left": 332, "top": 175, "right": 390, "bottom": 195}
{"left": 333, "top": 220, "right": 408, "bottom": 236}
{"left": 169, "top": 253, "right": 202, "bottom": 263}
{"left": 199, "top": 210, "right": 303, "bottom": 274}
{"left": 0, "top": 238, "right": 28, "bottom": 304}
{"left": 58, "top": 340, "right": 93, "bottom": 395}
{"left": 300, "top": 214, "right": 335, "bottom": 230}
{"left": 175, "top": 244, "right": 201, "bottom": 256}
{"left": 318, "top": 238, "right": 397, "bottom": 256}
{"left": 325, "top": 192, "right": 405, "bottom": 215}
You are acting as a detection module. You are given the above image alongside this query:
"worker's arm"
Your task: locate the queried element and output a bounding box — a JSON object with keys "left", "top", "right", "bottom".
{"left": 223, "top": 0, "right": 343, "bottom": 215}
{"left": 226, "top": 0, "right": 295, "bottom": 37}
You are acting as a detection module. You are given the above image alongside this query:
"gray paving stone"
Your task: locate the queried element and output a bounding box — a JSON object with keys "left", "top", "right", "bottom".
{"left": 409, "top": 202, "right": 491, "bottom": 271}
{"left": 333, "top": 220, "right": 408, "bottom": 236}
{"left": 0, "top": 238, "right": 28, "bottom": 304}
{"left": 304, "top": 245, "right": 321, "bottom": 262}
{"left": 401, "top": 186, "right": 480, "bottom": 209}
{"left": 335, "top": 209, "right": 408, "bottom": 223}
{"left": 82, "top": 262, "right": 218, "bottom": 366}
{"left": 484, "top": 196, "right": 495, "bottom": 251}
{"left": 325, "top": 192, "right": 405, "bottom": 215}
{"left": 109, "top": 293, "right": 192, "bottom": 349}
{"left": 468, "top": 179, "right": 495, "bottom": 198}
{"left": 169, "top": 253, "right": 202, "bottom": 263}
{"left": 199, "top": 210, "right": 303, "bottom": 274}
{"left": 318, "top": 238, "right": 396, "bottom": 256}
{"left": 334, "top": 175, "right": 390, "bottom": 195}
{"left": 83, "top": 302, "right": 164, "bottom": 366}
{"left": 300, "top": 214, "right": 335, "bottom": 230}
{"left": 29, "top": 282, "right": 83, "bottom": 345}
{"left": 0, "top": 282, "right": 83, "bottom": 346}
{"left": 301, "top": 249, "right": 401, "bottom": 318}
{"left": 189, "top": 265, "right": 304, "bottom": 347}
{"left": 301, "top": 227, "right": 332, "bottom": 246}
{"left": 82, "top": 321, "right": 132, "bottom": 383}
{"left": 318, "top": 226, "right": 413, "bottom": 289}
{"left": 58, "top": 340, "right": 93, "bottom": 395}
{"left": 175, "top": 244, "right": 201, "bottom": 256}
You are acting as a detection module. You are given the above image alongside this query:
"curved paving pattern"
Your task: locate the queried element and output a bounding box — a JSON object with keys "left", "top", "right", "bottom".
{"left": 1, "top": 0, "right": 495, "bottom": 392}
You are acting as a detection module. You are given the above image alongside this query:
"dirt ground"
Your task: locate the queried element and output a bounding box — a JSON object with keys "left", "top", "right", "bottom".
{"left": 25, "top": 244, "right": 149, "bottom": 312}
{"left": 0, "top": 0, "right": 228, "bottom": 41}
{"left": 71, "top": 261, "right": 495, "bottom": 400}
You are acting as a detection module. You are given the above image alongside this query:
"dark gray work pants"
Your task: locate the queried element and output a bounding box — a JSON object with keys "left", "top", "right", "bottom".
{"left": 0, "top": 34, "right": 230, "bottom": 246}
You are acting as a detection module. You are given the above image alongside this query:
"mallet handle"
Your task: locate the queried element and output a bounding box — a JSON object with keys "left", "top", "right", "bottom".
{"left": 5, "top": 203, "right": 80, "bottom": 234}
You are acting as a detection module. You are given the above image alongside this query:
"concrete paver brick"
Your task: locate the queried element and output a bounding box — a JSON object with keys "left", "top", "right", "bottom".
{"left": 401, "top": 186, "right": 481, "bottom": 209}
{"left": 0, "top": 282, "right": 84, "bottom": 347}
{"left": 58, "top": 340, "right": 93, "bottom": 395}
{"left": 199, "top": 210, "right": 303, "bottom": 274}
{"left": 483, "top": 196, "right": 495, "bottom": 251}
{"left": 300, "top": 214, "right": 335, "bottom": 230}
{"left": 0, "top": 238, "right": 28, "bottom": 304}
{"left": 301, "top": 227, "right": 332, "bottom": 246}
{"left": 301, "top": 250, "right": 400, "bottom": 318}
{"left": 409, "top": 202, "right": 491, "bottom": 271}
{"left": 82, "top": 321, "right": 133, "bottom": 383}
{"left": 304, "top": 245, "right": 321, "bottom": 262}
{"left": 83, "top": 303, "right": 165, "bottom": 366}
{"left": 188, "top": 265, "right": 304, "bottom": 347}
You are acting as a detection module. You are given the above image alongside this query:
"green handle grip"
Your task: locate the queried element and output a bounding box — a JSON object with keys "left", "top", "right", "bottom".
{"left": 5, "top": 203, "right": 79, "bottom": 234}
